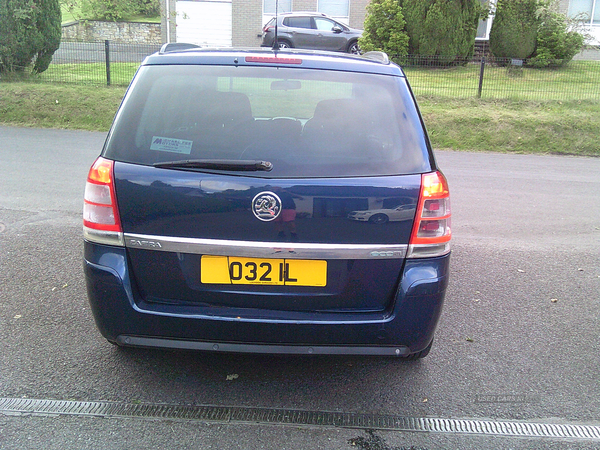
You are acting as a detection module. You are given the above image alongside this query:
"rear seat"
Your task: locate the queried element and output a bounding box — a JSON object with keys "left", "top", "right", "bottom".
{"left": 235, "top": 117, "right": 302, "bottom": 159}
{"left": 184, "top": 91, "right": 255, "bottom": 158}
{"left": 301, "top": 98, "right": 369, "bottom": 157}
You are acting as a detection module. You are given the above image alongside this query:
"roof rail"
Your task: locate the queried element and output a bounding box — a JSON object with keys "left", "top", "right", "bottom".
{"left": 160, "top": 43, "right": 201, "bottom": 54}
{"left": 361, "top": 51, "right": 390, "bottom": 65}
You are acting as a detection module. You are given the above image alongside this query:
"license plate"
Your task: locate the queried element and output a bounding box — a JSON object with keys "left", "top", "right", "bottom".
{"left": 201, "top": 256, "right": 327, "bottom": 287}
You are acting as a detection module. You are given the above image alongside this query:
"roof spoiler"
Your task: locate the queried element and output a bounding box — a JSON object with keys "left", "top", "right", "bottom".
{"left": 160, "top": 43, "right": 201, "bottom": 54}
{"left": 361, "top": 51, "right": 390, "bottom": 65}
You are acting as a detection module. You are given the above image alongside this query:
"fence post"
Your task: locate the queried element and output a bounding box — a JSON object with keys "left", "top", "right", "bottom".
{"left": 105, "top": 40, "right": 111, "bottom": 86}
{"left": 477, "top": 57, "right": 485, "bottom": 98}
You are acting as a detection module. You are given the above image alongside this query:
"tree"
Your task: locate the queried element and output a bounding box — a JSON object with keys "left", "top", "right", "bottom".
{"left": 528, "top": 5, "right": 585, "bottom": 67}
{"left": 489, "top": 0, "right": 539, "bottom": 60}
{"left": 64, "top": 0, "right": 160, "bottom": 22}
{"left": 78, "top": 0, "right": 136, "bottom": 21}
{"left": 33, "top": 0, "right": 62, "bottom": 73}
{"left": 400, "top": 0, "right": 482, "bottom": 65}
{"left": 136, "top": 0, "right": 160, "bottom": 16}
{"left": 358, "top": 0, "right": 409, "bottom": 58}
{"left": 0, "top": 0, "right": 62, "bottom": 74}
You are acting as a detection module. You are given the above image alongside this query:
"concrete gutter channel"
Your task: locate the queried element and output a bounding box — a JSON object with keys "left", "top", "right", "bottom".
{"left": 1, "top": 397, "right": 599, "bottom": 442}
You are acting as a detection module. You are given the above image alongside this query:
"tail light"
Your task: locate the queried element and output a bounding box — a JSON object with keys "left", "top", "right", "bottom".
{"left": 407, "top": 171, "right": 451, "bottom": 258}
{"left": 263, "top": 24, "right": 274, "bottom": 33}
{"left": 83, "top": 157, "right": 124, "bottom": 246}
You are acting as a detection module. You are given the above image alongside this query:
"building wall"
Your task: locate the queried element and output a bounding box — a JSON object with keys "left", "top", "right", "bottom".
{"left": 232, "top": 0, "right": 263, "bottom": 47}
{"left": 557, "top": 0, "right": 569, "bottom": 14}
{"left": 295, "top": 0, "right": 318, "bottom": 11}
{"left": 559, "top": 0, "right": 600, "bottom": 57}
{"left": 348, "top": 0, "right": 369, "bottom": 29}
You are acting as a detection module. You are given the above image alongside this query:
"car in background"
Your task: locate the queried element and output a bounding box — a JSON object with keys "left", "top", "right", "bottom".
{"left": 348, "top": 203, "right": 417, "bottom": 224}
{"left": 83, "top": 44, "right": 451, "bottom": 359}
{"left": 261, "top": 12, "right": 362, "bottom": 54}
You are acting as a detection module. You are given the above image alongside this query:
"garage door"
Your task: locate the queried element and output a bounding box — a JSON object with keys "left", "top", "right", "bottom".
{"left": 176, "top": 0, "right": 232, "bottom": 47}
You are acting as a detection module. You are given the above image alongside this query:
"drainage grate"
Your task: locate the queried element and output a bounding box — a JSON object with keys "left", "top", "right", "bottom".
{"left": 1, "top": 397, "right": 599, "bottom": 441}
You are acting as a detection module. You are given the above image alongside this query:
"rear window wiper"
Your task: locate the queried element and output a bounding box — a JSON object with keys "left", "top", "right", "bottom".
{"left": 153, "top": 159, "right": 273, "bottom": 172}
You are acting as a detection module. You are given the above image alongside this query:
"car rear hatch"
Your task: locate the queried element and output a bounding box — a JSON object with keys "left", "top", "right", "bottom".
{"left": 98, "top": 53, "right": 435, "bottom": 317}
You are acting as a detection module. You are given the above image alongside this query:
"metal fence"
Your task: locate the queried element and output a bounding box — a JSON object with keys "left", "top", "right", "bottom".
{"left": 25, "top": 40, "right": 600, "bottom": 101}
{"left": 39, "top": 39, "right": 161, "bottom": 86}
{"left": 401, "top": 55, "right": 600, "bottom": 101}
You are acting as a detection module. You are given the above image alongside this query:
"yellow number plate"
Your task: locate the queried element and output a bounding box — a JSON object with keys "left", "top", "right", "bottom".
{"left": 201, "top": 256, "right": 327, "bottom": 287}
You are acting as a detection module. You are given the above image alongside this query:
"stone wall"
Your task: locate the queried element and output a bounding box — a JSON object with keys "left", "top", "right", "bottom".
{"left": 62, "top": 21, "right": 162, "bottom": 44}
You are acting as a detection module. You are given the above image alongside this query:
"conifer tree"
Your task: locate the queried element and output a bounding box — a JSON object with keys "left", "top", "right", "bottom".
{"left": 489, "top": 0, "right": 539, "bottom": 59}
{"left": 400, "top": 0, "right": 482, "bottom": 65}
{"left": 0, "top": 0, "right": 61, "bottom": 74}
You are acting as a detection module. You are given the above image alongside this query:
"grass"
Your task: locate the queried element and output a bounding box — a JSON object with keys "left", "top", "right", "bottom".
{"left": 1, "top": 71, "right": 599, "bottom": 156}
{"left": 39, "top": 63, "right": 140, "bottom": 86}
{"left": 0, "top": 83, "right": 124, "bottom": 131}
{"left": 419, "top": 97, "right": 600, "bottom": 157}
{"left": 404, "top": 60, "right": 600, "bottom": 101}
{"left": 122, "top": 14, "right": 161, "bottom": 24}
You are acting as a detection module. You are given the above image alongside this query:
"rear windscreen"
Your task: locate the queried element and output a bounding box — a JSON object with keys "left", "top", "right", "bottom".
{"left": 103, "top": 64, "right": 431, "bottom": 178}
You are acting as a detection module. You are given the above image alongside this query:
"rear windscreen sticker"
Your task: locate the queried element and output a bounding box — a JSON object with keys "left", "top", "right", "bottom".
{"left": 150, "top": 137, "right": 193, "bottom": 154}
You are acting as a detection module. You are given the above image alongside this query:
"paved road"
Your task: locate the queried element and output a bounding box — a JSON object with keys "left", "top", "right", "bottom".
{"left": 0, "top": 126, "right": 599, "bottom": 449}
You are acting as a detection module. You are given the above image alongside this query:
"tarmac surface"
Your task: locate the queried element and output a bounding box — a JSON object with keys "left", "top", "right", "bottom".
{"left": 0, "top": 125, "right": 599, "bottom": 449}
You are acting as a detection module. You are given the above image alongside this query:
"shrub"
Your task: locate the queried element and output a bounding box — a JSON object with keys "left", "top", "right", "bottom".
{"left": 400, "top": 0, "right": 482, "bottom": 65}
{"left": 79, "top": 0, "right": 136, "bottom": 21}
{"left": 528, "top": 6, "right": 585, "bottom": 68}
{"left": 136, "top": 0, "right": 160, "bottom": 16}
{"left": 358, "top": 0, "right": 410, "bottom": 58}
{"left": 67, "top": 0, "right": 160, "bottom": 21}
{"left": 0, "top": 0, "right": 61, "bottom": 74}
{"left": 489, "top": 0, "right": 539, "bottom": 60}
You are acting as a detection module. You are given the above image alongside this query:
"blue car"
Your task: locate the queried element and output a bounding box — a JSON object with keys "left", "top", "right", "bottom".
{"left": 83, "top": 45, "right": 451, "bottom": 359}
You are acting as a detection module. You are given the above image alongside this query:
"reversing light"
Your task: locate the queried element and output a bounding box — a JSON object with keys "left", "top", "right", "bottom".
{"left": 83, "top": 157, "right": 124, "bottom": 246}
{"left": 408, "top": 171, "right": 451, "bottom": 258}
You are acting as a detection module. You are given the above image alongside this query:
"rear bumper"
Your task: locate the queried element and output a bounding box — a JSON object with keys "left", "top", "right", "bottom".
{"left": 115, "top": 336, "right": 412, "bottom": 356}
{"left": 84, "top": 241, "right": 449, "bottom": 356}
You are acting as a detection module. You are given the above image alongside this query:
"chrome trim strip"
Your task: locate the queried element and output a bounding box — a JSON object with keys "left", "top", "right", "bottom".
{"left": 123, "top": 233, "right": 407, "bottom": 259}
{"left": 84, "top": 226, "right": 125, "bottom": 247}
{"left": 116, "top": 335, "right": 410, "bottom": 356}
